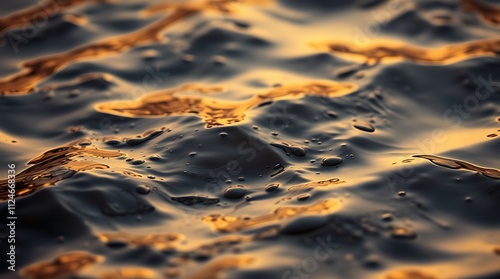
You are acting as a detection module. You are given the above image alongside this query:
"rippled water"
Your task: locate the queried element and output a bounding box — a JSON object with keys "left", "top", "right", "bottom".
{"left": 0, "top": 0, "right": 499, "bottom": 278}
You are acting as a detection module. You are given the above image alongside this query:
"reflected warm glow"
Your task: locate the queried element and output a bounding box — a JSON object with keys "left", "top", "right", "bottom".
{"left": 203, "top": 199, "right": 340, "bottom": 232}
{"left": 0, "top": 139, "right": 122, "bottom": 200}
{"left": 21, "top": 252, "right": 103, "bottom": 279}
{"left": 315, "top": 38, "right": 500, "bottom": 65}
{"left": 1, "top": 0, "right": 500, "bottom": 278}
{"left": 95, "top": 81, "right": 356, "bottom": 127}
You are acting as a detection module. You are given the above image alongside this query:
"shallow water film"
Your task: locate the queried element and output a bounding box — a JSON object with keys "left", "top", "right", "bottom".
{"left": 0, "top": 0, "right": 500, "bottom": 278}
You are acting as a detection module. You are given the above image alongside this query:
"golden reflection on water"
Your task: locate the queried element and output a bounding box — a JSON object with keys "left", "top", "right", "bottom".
{"left": 2, "top": 0, "right": 500, "bottom": 278}
{"left": 0, "top": 0, "right": 270, "bottom": 95}
{"left": 97, "top": 232, "right": 183, "bottom": 250}
{"left": 186, "top": 256, "right": 255, "bottom": 279}
{"left": 203, "top": 199, "right": 340, "bottom": 232}
{"left": 95, "top": 81, "right": 356, "bottom": 127}
{"left": 0, "top": 139, "right": 122, "bottom": 200}
{"left": 384, "top": 270, "right": 437, "bottom": 279}
{"left": 21, "top": 252, "right": 103, "bottom": 279}
{"left": 100, "top": 268, "right": 157, "bottom": 279}
{"left": 413, "top": 154, "right": 500, "bottom": 179}
{"left": 95, "top": 231, "right": 256, "bottom": 278}
{"left": 316, "top": 38, "right": 500, "bottom": 65}
{"left": 1, "top": 0, "right": 498, "bottom": 94}
{"left": 0, "top": 0, "right": 94, "bottom": 34}
{"left": 0, "top": 7, "right": 198, "bottom": 95}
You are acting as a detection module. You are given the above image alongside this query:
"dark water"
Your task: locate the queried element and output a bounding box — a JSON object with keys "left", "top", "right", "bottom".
{"left": 0, "top": 0, "right": 499, "bottom": 278}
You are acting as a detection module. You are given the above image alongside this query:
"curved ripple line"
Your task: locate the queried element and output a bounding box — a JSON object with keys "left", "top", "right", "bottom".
{"left": 413, "top": 154, "right": 500, "bottom": 179}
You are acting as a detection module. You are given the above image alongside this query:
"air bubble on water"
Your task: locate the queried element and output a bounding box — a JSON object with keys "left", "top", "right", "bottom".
{"left": 381, "top": 213, "right": 393, "bottom": 221}
{"left": 322, "top": 157, "right": 343, "bottom": 167}
{"left": 219, "top": 132, "right": 228, "bottom": 137}
{"left": 105, "top": 139, "right": 121, "bottom": 146}
{"left": 353, "top": 121, "right": 375, "bottom": 133}
{"left": 79, "top": 141, "right": 92, "bottom": 146}
{"left": 297, "top": 193, "right": 310, "bottom": 201}
{"left": 265, "top": 183, "right": 280, "bottom": 192}
{"left": 149, "top": 155, "right": 161, "bottom": 161}
{"left": 136, "top": 185, "right": 151, "bottom": 194}
{"left": 189, "top": 152, "right": 197, "bottom": 157}
{"left": 223, "top": 185, "right": 247, "bottom": 199}
{"left": 131, "top": 160, "right": 145, "bottom": 165}
{"left": 326, "top": 111, "right": 337, "bottom": 118}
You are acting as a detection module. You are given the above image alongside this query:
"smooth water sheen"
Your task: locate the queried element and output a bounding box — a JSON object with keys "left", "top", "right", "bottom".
{"left": 0, "top": 0, "right": 499, "bottom": 279}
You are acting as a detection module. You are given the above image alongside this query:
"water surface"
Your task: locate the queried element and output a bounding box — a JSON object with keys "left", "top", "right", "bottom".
{"left": 0, "top": 0, "right": 499, "bottom": 278}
